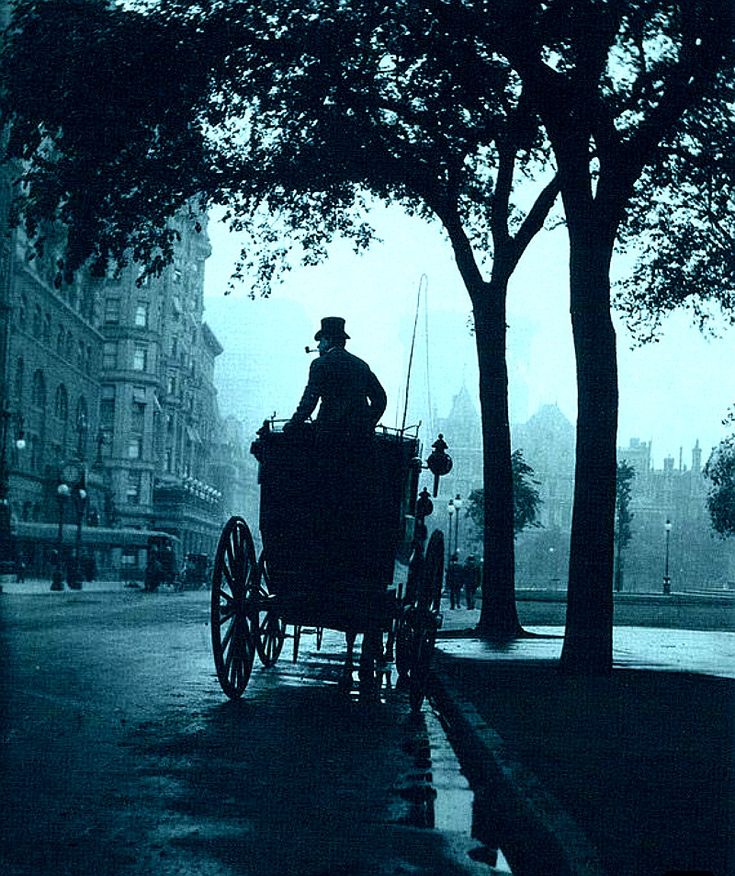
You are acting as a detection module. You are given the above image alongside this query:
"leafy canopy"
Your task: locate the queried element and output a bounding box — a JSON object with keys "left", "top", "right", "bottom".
{"left": 704, "top": 436, "right": 735, "bottom": 538}
{"left": 1, "top": 0, "right": 555, "bottom": 291}
{"left": 466, "top": 449, "right": 543, "bottom": 537}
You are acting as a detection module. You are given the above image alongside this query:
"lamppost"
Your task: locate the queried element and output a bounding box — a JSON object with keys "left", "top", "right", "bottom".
{"left": 447, "top": 498, "right": 455, "bottom": 558}
{"left": 453, "top": 493, "right": 463, "bottom": 561}
{"left": 50, "top": 461, "right": 87, "bottom": 591}
{"left": 663, "top": 518, "right": 672, "bottom": 595}
{"left": 1, "top": 401, "right": 27, "bottom": 581}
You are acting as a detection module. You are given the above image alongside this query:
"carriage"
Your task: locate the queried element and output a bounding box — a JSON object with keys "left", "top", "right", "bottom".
{"left": 209, "top": 419, "right": 451, "bottom": 711}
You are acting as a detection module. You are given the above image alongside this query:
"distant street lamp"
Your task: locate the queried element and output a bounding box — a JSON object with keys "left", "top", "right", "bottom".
{"left": 453, "top": 494, "right": 463, "bottom": 560}
{"left": 50, "top": 482, "right": 70, "bottom": 591}
{"left": 1, "top": 402, "right": 27, "bottom": 582}
{"left": 663, "top": 518, "right": 673, "bottom": 595}
{"left": 447, "top": 499, "right": 455, "bottom": 559}
{"left": 50, "top": 460, "right": 87, "bottom": 591}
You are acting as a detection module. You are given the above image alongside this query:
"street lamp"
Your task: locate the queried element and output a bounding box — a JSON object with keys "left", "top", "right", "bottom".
{"left": 447, "top": 499, "right": 455, "bottom": 559}
{"left": 453, "top": 493, "right": 463, "bottom": 560}
{"left": 51, "top": 461, "right": 87, "bottom": 591}
{"left": 663, "top": 518, "right": 672, "bottom": 595}
{"left": 50, "top": 482, "right": 70, "bottom": 591}
{"left": 1, "top": 403, "right": 26, "bottom": 582}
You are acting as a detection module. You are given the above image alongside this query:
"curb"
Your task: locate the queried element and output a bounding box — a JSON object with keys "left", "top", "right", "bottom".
{"left": 429, "top": 655, "right": 607, "bottom": 876}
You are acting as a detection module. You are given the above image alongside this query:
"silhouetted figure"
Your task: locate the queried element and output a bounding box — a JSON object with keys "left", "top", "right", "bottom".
{"left": 464, "top": 555, "right": 481, "bottom": 610}
{"left": 447, "top": 552, "right": 463, "bottom": 609}
{"left": 284, "top": 316, "right": 387, "bottom": 443}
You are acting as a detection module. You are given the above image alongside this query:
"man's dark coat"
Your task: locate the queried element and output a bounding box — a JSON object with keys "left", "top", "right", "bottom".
{"left": 290, "top": 346, "right": 387, "bottom": 439}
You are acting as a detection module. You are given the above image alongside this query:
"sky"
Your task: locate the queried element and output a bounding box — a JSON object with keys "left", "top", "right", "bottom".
{"left": 201, "top": 204, "right": 734, "bottom": 468}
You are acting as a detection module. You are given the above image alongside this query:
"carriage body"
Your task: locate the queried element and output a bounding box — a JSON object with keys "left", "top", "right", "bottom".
{"left": 254, "top": 425, "right": 420, "bottom": 632}
{"left": 210, "top": 420, "right": 447, "bottom": 709}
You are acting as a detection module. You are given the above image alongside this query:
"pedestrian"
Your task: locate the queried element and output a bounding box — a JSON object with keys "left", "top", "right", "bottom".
{"left": 447, "top": 552, "right": 463, "bottom": 609}
{"left": 145, "top": 545, "right": 162, "bottom": 592}
{"left": 15, "top": 555, "right": 25, "bottom": 583}
{"left": 464, "top": 555, "right": 481, "bottom": 610}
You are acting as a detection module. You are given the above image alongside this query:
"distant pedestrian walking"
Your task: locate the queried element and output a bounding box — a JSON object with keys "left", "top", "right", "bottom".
{"left": 464, "top": 555, "right": 481, "bottom": 610}
{"left": 447, "top": 553, "right": 463, "bottom": 609}
{"left": 15, "top": 556, "right": 25, "bottom": 583}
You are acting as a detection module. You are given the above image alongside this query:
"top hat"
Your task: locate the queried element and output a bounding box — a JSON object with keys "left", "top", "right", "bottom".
{"left": 314, "top": 316, "right": 350, "bottom": 341}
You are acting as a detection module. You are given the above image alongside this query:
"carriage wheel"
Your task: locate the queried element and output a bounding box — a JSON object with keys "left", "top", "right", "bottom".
{"left": 409, "top": 625, "right": 437, "bottom": 713}
{"left": 408, "top": 530, "right": 444, "bottom": 712}
{"left": 254, "top": 553, "right": 285, "bottom": 668}
{"left": 211, "top": 517, "right": 257, "bottom": 699}
{"left": 394, "top": 609, "right": 415, "bottom": 680}
{"left": 417, "top": 530, "right": 444, "bottom": 612}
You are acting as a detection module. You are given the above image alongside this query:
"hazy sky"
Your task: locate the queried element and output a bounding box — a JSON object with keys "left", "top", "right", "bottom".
{"left": 202, "top": 204, "right": 734, "bottom": 468}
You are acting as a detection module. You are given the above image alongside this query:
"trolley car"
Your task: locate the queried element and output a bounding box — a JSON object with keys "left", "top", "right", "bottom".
{"left": 210, "top": 420, "right": 451, "bottom": 711}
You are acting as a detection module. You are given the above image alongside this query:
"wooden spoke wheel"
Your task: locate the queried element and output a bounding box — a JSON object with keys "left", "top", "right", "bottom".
{"left": 407, "top": 530, "right": 445, "bottom": 712}
{"left": 211, "top": 517, "right": 257, "bottom": 699}
{"left": 409, "top": 625, "right": 437, "bottom": 713}
{"left": 416, "top": 530, "right": 444, "bottom": 612}
{"left": 394, "top": 609, "right": 415, "bottom": 680}
{"left": 254, "top": 553, "right": 285, "bottom": 668}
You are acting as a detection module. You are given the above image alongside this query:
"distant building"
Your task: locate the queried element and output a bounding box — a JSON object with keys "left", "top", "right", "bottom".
{"left": 436, "top": 388, "right": 735, "bottom": 592}
{"left": 0, "top": 171, "right": 247, "bottom": 577}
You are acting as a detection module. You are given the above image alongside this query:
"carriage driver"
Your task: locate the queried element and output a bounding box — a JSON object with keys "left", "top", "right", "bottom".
{"left": 284, "top": 316, "right": 387, "bottom": 439}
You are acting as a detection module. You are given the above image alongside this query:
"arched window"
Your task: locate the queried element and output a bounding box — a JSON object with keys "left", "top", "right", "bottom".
{"left": 54, "top": 384, "right": 68, "bottom": 421}
{"left": 31, "top": 370, "right": 46, "bottom": 410}
{"left": 14, "top": 357, "right": 24, "bottom": 403}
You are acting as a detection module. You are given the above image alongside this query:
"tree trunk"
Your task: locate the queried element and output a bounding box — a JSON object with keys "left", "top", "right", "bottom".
{"left": 472, "top": 280, "right": 522, "bottom": 639}
{"left": 560, "top": 224, "right": 618, "bottom": 673}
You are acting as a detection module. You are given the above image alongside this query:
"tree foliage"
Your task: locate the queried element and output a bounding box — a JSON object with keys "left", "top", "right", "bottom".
{"left": 704, "top": 437, "right": 735, "bottom": 537}
{"left": 466, "top": 450, "right": 542, "bottom": 537}
{"left": 615, "top": 72, "right": 735, "bottom": 342}
{"left": 614, "top": 460, "right": 635, "bottom": 591}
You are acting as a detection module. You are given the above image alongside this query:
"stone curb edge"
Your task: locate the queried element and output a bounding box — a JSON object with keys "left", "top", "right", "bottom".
{"left": 428, "top": 656, "right": 608, "bottom": 876}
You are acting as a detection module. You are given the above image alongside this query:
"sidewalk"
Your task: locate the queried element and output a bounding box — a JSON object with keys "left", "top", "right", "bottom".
{"left": 431, "top": 605, "right": 735, "bottom": 876}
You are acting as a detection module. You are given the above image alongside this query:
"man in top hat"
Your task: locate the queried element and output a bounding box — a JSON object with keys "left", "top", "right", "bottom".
{"left": 285, "top": 316, "right": 387, "bottom": 441}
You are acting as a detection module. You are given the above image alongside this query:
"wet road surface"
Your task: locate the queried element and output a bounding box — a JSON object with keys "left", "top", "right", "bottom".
{"left": 0, "top": 590, "right": 511, "bottom": 875}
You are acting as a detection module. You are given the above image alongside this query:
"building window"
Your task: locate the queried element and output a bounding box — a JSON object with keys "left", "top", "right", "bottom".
{"left": 14, "top": 357, "right": 23, "bottom": 403}
{"left": 77, "top": 340, "right": 85, "bottom": 369}
{"left": 126, "top": 471, "right": 141, "bottom": 504}
{"left": 131, "top": 403, "right": 145, "bottom": 433}
{"left": 128, "top": 436, "right": 142, "bottom": 459}
{"left": 133, "top": 344, "right": 148, "bottom": 371}
{"left": 56, "top": 326, "right": 65, "bottom": 355}
{"left": 104, "top": 298, "right": 121, "bottom": 324}
{"left": 54, "top": 384, "right": 68, "bottom": 421}
{"left": 31, "top": 370, "right": 46, "bottom": 410}
{"left": 121, "top": 548, "right": 138, "bottom": 567}
{"left": 65, "top": 330, "right": 74, "bottom": 361}
{"left": 103, "top": 342, "right": 117, "bottom": 370}
{"left": 100, "top": 385, "right": 115, "bottom": 428}
{"left": 134, "top": 301, "right": 148, "bottom": 328}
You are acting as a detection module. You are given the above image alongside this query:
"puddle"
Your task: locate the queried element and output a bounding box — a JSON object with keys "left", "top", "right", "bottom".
{"left": 396, "top": 704, "right": 513, "bottom": 873}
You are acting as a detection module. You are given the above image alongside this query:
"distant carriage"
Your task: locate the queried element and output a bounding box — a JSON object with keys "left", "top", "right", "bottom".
{"left": 210, "top": 420, "right": 450, "bottom": 711}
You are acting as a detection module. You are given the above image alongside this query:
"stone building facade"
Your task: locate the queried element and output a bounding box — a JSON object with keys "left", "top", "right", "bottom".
{"left": 436, "top": 386, "right": 734, "bottom": 592}
{"left": 0, "top": 176, "right": 247, "bottom": 578}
